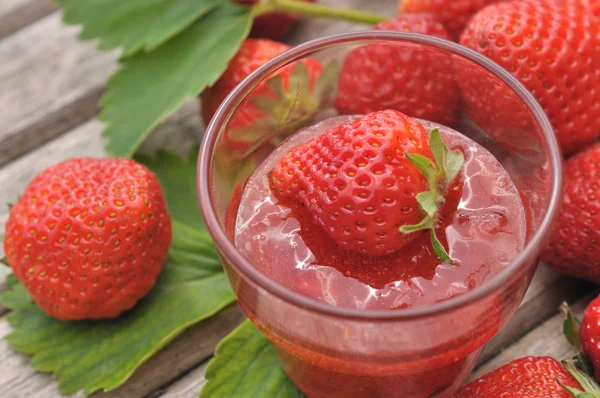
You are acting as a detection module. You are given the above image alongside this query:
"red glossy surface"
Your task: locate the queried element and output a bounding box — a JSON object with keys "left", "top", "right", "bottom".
{"left": 230, "top": 117, "right": 527, "bottom": 397}
{"left": 236, "top": 117, "right": 525, "bottom": 309}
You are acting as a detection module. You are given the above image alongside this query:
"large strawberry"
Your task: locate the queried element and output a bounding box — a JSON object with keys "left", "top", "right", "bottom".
{"left": 201, "top": 39, "right": 331, "bottom": 157}
{"left": 335, "top": 15, "right": 460, "bottom": 127}
{"left": 543, "top": 142, "right": 600, "bottom": 283}
{"left": 460, "top": 0, "right": 600, "bottom": 155}
{"left": 3, "top": 158, "right": 172, "bottom": 320}
{"left": 453, "top": 356, "right": 595, "bottom": 397}
{"left": 580, "top": 296, "right": 600, "bottom": 382}
{"left": 271, "top": 109, "right": 464, "bottom": 260}
{"left": 399, "top": 0, "right": 501, "bottom": 40}
{"left": 236, "top": 0, "right": 317, "bottom": 41}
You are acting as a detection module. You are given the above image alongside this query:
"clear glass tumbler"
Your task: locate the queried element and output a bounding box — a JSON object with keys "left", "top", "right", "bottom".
{"left": 197, "top": 32, "right": 562, "bottom": 398}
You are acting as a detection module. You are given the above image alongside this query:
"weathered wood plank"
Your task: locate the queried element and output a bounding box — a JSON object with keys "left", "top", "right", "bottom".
{"left": 0, "top": 304, "right": 244, "bottom": 398}
{"left": 479, "top": 266, "right": 592, "bottom": 363}
{"left": 0, "top": 11, "right": 117, "bottom": 166}
{"left": 0, "top": 0, "right": 34, "bottom": 15}
{"left": 0, "top": 0, "right": 59, "bottom": 39}
{"left": 0, "top": 99, "right": 201, "bottom": 240}
{"left": 158, "top": 362, "right": 209, "bottom": 398}
{"left": 472, "top": 294, "right": 594, "bottom": 379}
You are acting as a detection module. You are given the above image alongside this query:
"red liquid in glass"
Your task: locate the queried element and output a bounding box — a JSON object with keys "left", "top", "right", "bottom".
{"left": 232, "top": 116, "right": 526, "bottom": 397}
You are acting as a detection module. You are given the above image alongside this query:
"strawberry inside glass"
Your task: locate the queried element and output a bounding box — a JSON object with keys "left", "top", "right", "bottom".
{"left": 230, "top": 110, "right": 525, "bottom": 397}
{"left": 200, "top": 33, "right": 561, "bottom": 398}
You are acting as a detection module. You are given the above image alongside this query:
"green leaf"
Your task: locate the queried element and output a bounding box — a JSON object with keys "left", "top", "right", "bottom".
{"left": 201, "top": 320, "right": 305, "bottom": 398}
{"left": 430, "top": 229, "right": 452, "bottom": 264}
{"left": 0, "top": 228, "right": 234, "bottom": 396}
{"left": 445, "top": 149, "right": 464, "bottom": 185}
{"left": 58, "top": 0, "right": 222, "bottom": 57}
{"left": 405, "top": 153, "right": 436, "bottom": 183}
{"left": 101, "top": 4, "right": 252, "bottom": 157}
{"left": 562, "top": 302, "right": 583, "bottom": 352}
{"left": 0, "top": 150, "right": 235, "bottom": 396}
{"left": 136, "top": 147, "right": 205, "bottom": 232}
{"left": 416, "top": 191, "right": 437, "bottom": 218}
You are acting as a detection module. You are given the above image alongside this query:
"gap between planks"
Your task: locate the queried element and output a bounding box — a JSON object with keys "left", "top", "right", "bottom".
{"left": 0, "top": 0, "right": 59, "bottom": 39}
{"left": 0, "top": 10, "right": 117, "bottom": 166}
{"left": 0, "top": 0, "right": 397, "bottom": 168}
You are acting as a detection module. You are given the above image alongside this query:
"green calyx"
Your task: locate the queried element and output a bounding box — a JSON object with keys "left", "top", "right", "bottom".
{"left": 232, "top": 60, "right": 338, "bottom": 159}
{"left": 400, "top": 128, "right": 464, "bottom": 264}
{"left": 560, "top": 360, "right": 600, "bottom": 397}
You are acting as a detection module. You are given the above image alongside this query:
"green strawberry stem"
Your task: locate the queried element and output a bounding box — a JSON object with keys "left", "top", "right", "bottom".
{"left": 401, "top": 128, "right": 464, "bottom": 264}
{"left": 560, "top": 360, "right": 600, "bottom": 397}
{"left": 253, "top": 0, "right": 387, "bottom": 25}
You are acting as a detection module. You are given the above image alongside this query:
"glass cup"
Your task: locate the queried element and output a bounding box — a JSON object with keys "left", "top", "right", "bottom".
{"left": 197, "top": 32, "right": 562, "bottom": 398}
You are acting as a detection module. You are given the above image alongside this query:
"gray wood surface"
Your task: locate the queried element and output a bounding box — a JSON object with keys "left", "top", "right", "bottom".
{"left": 0, "top": 0, "right": 595, "bottom": 397}
{"left": 0, "top": 11, "right": 116, "bottom": 166}
{"left": 0, "top": 0, "right": 58, "bottom": 38}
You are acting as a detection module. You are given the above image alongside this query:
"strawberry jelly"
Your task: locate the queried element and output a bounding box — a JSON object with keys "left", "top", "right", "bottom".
{"left": 232, "top": 116, "right": 526, "bottom": 397}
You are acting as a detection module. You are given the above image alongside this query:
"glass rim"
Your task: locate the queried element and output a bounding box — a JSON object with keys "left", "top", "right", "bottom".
{"left": 197, "top": 31, "right": 563, "bottom": 322}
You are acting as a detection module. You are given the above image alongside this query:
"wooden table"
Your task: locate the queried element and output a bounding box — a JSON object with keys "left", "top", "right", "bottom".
{"left": 0, "top": 1, "right": 595, "bottom": 397}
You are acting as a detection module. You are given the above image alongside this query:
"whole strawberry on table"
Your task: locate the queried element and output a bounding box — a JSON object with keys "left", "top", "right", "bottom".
{"left": 3, "top": 158, "right": 172, "bottom": 320}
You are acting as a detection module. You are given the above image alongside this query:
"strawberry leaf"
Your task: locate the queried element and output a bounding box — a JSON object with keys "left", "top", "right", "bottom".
{"left": 201, "top": 319, "right": 304, "bottom": 398}
{"left": 0, "top": 151, "right": 236, "bottom": 396}
{"left": 57, "top": 0, "right": 223, "bottom": 57}
{"left": 101, "top": 4, "right": 252, "bottom": 157}
{"left": 135, "top": 147, "right": 205, "bottom": 233}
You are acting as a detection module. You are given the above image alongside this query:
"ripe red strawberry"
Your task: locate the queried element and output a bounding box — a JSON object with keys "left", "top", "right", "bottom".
{"left": 453, "top": 357, "right": 583, "bottom": 397}
{"left": 236, "top": 0, "right": 317, "bottom": 41}
{"left": 543, "top": 142, "right": 600, "bottom": 283}
{"left": 580, "top": 296, "right": 600, "bottom": 382}
{"left": 3, "top": 158, "right": 172, "bottom": 320}
{"left": 335, "top": 15, "right": 460, "bottom": 127}
{"left": 201, "top": 39, "right": 325, "bottom": 155}
{"left": 399, "top": 0, "right": 501, "bottom": 40}
{"left": 201, "top": 39, "right": 293, "bottom": 124}
{"left": 271, "top": 109, "right": 464, "bottom": 259}
{"left": 460, "top": 0, "right": 600, "bottom": 155}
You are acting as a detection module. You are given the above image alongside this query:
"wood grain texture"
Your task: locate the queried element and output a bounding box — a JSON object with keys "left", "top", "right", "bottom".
{"left": 0, "top": 12, "right": 117, "bottom": 166}
{"left": 0, "top": 99, "right": 202, "bottom": 315}
{"left": 0, "top": 304, "right": 244, "bottom": 398}
{"left": 0, "top": 0, "right": 59, "bottom": 38}
{"left": 0, "top": 0, "right": 35, "bottom": 16}
{"left": 158, "top": 362, "right": 209, "bottom": 398}
{"left": 479, "top": 266, "right": 593, "bottom": 364}
{"left": 472, "top": 294, "right": 594, "bottom": 379}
